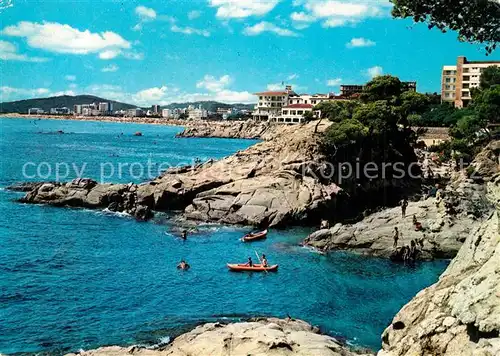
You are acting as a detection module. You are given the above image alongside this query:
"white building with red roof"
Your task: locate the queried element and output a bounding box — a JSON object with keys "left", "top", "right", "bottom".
{"left": 279, "top": 103, "right": 314, "bottom": 124}
{"left": 252, "top": 85, "right": 355, "bottom": 124}
{"left": 252, "top": 85, "right": 296, "bottom": 122}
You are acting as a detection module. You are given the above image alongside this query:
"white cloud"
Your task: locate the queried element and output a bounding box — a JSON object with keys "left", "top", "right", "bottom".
{"left": 292, "top": 0, "right": 391, "bottom": 28}
{"left": 133, "top": 86, "right": 169, "bottom": 103}
{"left": 346, "top": 37, "right": 376, "bottom": 48}
{"left": 366, "top": 65, "right": 383, "bottom": 78}
{"left": 2, "top": 21, "right": 132, "bottom": 60}
{"left": 267, "top": 83, "right": 284, "bottom": 91}
{"left": 243, "top": 22, "right": 298, "bottom": 37}
{"left": 267, "top": 82, "right": 306, "bottom": 92}
{"left": 0, "top": 86, "right": 51, "bottom": 101}
{"left": 196, "top": 74, "right": 232, "bottom": 92}
{"left": 290, "top": 11, "right": 316, "bottom": 28}
{"left": 101, "top": 64, "right": 119, "bottom": 72}
{"left": 171, "top": 25, "right": 210, "bottom": 37}
{"left": 65, "top": 75, "right": 76, "bottom": 81}
{"left": 188, "top": 10, "right": 202, "bottom": 20}
{"left": 99, "top": 49, "right": 121, "bottom": 59}
{"left": 0, "top": 39, "right": 48, "bottom": 62}
{"left": 287, "top": 73, "right": 299, "bottom": 80}
{"left": 68, "top": 83, "right": 78, "bottom": 89}
{"left": 123, "top": 51, "right": 144, "bottom": 60}
{"left": 135, "top": 6, "right": 157, "bottom": 20}
{"left": 209, "top": 0, "right": 280, "bottom": 19}
{"left": 326, "top": 78, "right": 342, "bottom": 87}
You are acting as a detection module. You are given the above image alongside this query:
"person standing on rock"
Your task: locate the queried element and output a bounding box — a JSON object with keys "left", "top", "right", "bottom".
{"left": 393, "top": 227, "right": 399, "bottom": 248}
{"left": 400, "top": 198, "right": 408, "bottom": 218}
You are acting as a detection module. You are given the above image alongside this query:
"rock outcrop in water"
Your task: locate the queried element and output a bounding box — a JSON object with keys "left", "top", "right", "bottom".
{"left": 176, "top": 120, "right": 280, "bottom": 140}
{"left": 18, "top": 122, "right": 343, "bottom": 226}
{"left": 305, "top": 142, "right": 499, "bottom": 260}
{"left": 378, "top": 174, "right": 500, "bottom": 355}
{"left": 66, "top": 318, "right": 372, "bottom": 356}
{"left": 304, "top": 174, "right": 492, "bottom": 260}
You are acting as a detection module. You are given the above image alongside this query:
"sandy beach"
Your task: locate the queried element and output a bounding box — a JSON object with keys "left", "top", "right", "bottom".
{"left": 0, "top": 113, "right": 189, "bottom": 127}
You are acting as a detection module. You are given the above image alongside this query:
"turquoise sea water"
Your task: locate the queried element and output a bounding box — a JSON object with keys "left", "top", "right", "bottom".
{"left": 0, "top": 118, "right": 448, "bottom": 354}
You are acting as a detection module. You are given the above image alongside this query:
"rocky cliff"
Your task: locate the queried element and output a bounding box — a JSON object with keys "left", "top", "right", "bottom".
{"left": 65, "top": 318, "right": 372, "bottom": 356}
{"left": 19, "top": 122, "right": 342, "bottom": 227}
{"left": 305, "top": 142, "right": 499, "bottom": 260}
{"left": 378, "top": 173, "right": 500, "bottom": 355}
{"left": 304, "top": 174, "right": 492, "bottom": 260}
{"left": 176, "top": 120, "right": 280, "bottom": 140}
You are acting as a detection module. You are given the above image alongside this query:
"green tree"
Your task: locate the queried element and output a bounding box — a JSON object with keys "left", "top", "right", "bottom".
{"left": 360, "top": 75, "right": 403, "bottom": 102}
{"left": 323, "top": 119, "right": 369, "bottom": 147}
{"left": 391, "top": 0, "right": 500, "bottom": 53}
{"left": 352, "top": 100, "right": 401, "bottom": 131}
{"left": 418, "top": 103, "right": 460, "bottom": 127}
{"left": 302, "top": 110, "right": 315, "bottom": 122}
{"left": 479, "top": 66, "right": 500, "bottom": 90}
{"left": 400, "top": 91, "right": 432, "bottom": 116}
{"left": 315, "top": 100, "right": 359, "bottom": 122}
{"left": 473, "top": 85, "right": 500, "bottom": 123}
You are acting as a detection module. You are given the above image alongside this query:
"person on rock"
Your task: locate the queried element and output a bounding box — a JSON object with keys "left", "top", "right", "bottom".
{"left": 393, "top": 227, "right": 399, "bottom": 248}
{"left": 410, "top": 240, "right": 417, "bottom": 259}
{"left": 400, "top": 198, "right": 408, "bottom": 218}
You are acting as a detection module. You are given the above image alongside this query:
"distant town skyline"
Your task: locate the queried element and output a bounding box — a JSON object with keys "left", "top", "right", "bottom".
{"left": 1, "top": 0, "right": 499, "bottom": 106}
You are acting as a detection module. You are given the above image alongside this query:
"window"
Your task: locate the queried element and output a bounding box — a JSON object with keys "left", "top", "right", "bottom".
{"left": 283, "top": 110, "right": 288, "bottom": 115}
{"left": 463, "top": 76, "right": 470, "bottom": 81}
{"left": 259, "top": 96, "right": 263, "bottom": 100}
{"left": 271, "top": 96, "right": 276, "bottom": 101}
{"left": 304, "top": 100, "right": 308, "bottom": 104}
{"left": 462, "top": 91, "right": 470, "bottom": 97}
{"left": 297, "top": 110, "right": 303, "bottom": 115}
{"left": 445, "top": 78, "right": 451, "bottom": 83}
{"left": 463, "top": 68, "right": 469, "bottom": 73}
{"left": 445, "top": 85, "right": 451, "bottom": 90}
{"left": 291, "top": 110, "right": 296, "bottom": 115}
{"left": 463, "top": 83, "right": 469, "bottom": 89}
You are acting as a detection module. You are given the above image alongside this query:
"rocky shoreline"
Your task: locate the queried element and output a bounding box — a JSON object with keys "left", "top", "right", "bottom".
{"left": 59, "top": 172, "right": 500, "bottom": 356}
{"left": 7, "top": 116, "right": 500, "bottom": 355}
{"left": 65, "top": 318, "right": 372, "bottom": 356}
{"left": 15, "top": 121, "right": 344, "bottom": 227}
{"left": 2, "top": 114, "right": 278, "bottom": 140}
{"left": 175, "top": 120, "right": 280, "bottom": 140}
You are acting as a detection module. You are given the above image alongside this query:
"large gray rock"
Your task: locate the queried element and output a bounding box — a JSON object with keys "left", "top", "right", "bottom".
{"left": 378, "top": 174, "right": 500, "bottom": 356}
{"left": 304, "top": 172, "right": 494, "bottom": 260}
{"left": 66, "top": 318, "right": 372, "bottom": 356}
{"left": 176, "top": 120, "right": 280, "bottom": 140}
{"left": 19, "top": 122, "right": 343, "bottom": 227}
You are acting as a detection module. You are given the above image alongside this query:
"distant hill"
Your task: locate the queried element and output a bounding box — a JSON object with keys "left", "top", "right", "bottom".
{"left": 0, "top": 95, "right": 255, "bottom": 114}
{"left": 0, "top": 95, "right": 136, "bottom": 114}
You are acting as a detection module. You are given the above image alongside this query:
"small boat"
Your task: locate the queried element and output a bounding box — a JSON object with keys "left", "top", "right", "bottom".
{"left": 227, "top": 263, "right": 278, "bottom": 272}
{"left": 241, "top": 229, "right": 268, "bottom": 242}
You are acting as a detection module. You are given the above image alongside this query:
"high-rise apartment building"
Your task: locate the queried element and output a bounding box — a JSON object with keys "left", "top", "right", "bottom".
{"left": 441, "top": 56, "right": 500, "bottom": 108}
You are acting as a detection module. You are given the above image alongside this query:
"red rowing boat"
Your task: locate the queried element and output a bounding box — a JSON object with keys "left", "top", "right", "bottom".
{"left": 241, "top": 229, "right": 268, "bottom": 242}
{"left": 227, "top": 263, "right": 278, "bottom": 272}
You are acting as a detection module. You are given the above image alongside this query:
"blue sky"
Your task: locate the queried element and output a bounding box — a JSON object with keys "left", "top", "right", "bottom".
{"left": 1, "top": 0, "right": 499, "bottom": 105}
